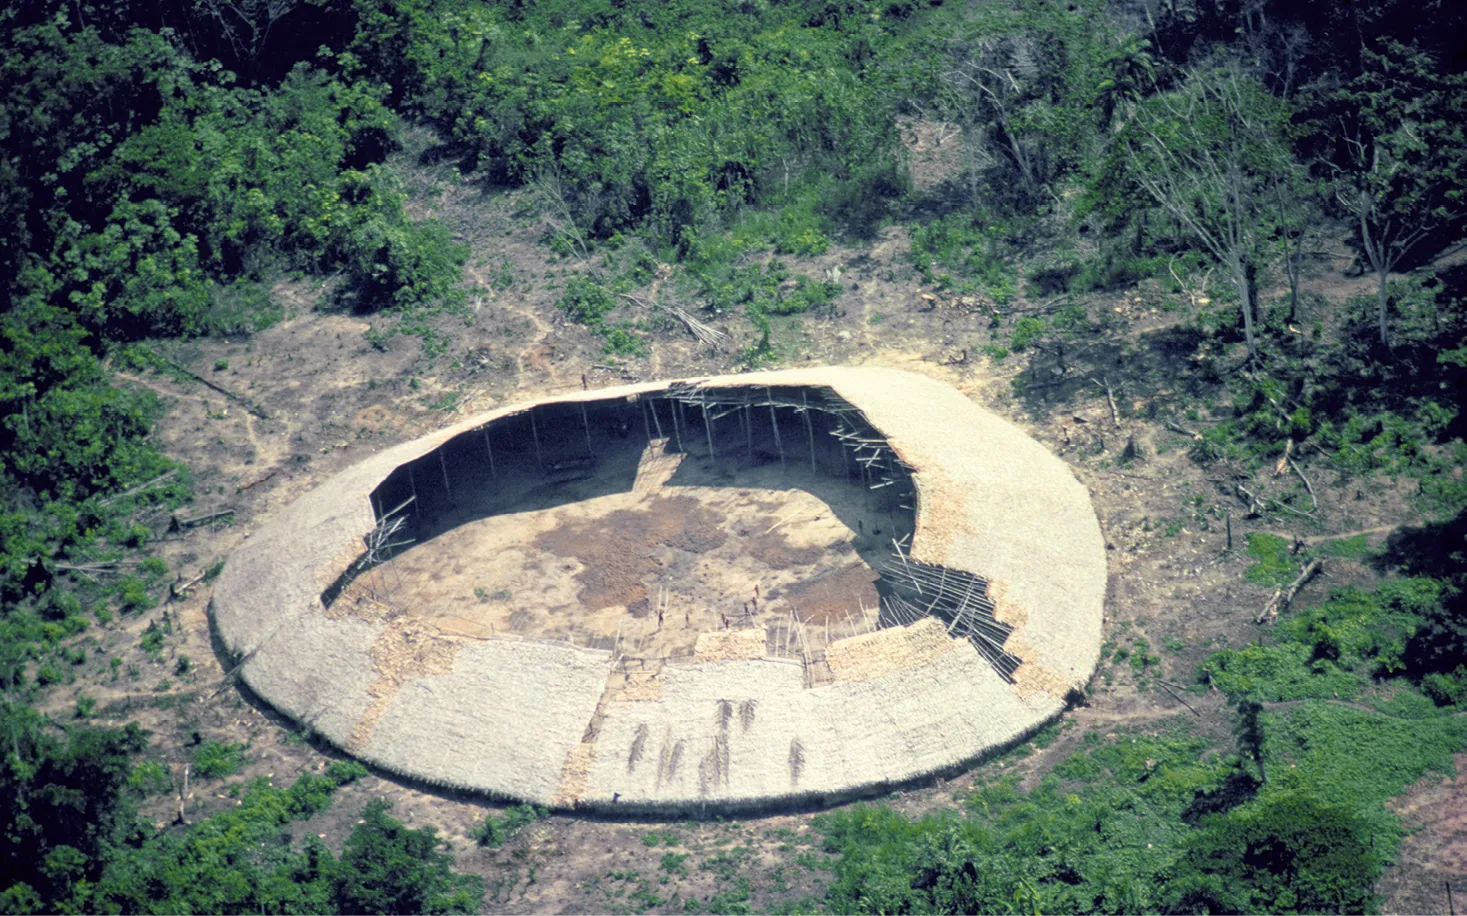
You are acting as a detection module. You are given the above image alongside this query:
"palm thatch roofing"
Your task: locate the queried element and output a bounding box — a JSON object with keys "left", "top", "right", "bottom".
{"left": 211, "top": 367, "right": 1105, "bottom": 812}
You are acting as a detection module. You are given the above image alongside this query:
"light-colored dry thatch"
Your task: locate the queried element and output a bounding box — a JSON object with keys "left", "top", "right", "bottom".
{"left": 210, "top": 367, "right": 1105, "bottom": 812}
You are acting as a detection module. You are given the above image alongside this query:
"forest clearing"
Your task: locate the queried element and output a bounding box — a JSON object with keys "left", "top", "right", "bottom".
{"left": 2, "top": 0, "right": 1465, "bottom": 912}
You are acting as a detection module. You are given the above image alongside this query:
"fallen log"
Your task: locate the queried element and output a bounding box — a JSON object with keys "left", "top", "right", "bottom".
{"left": 1257, "top": 559, "right": 1323, "bottom": 623}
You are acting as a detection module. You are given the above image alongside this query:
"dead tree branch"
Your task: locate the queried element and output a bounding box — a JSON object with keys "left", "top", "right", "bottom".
{"left": 1257, "top": 559, "right": 1323, "bottom": 623}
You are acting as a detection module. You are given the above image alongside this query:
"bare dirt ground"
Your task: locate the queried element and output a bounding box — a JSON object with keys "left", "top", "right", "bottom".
{"left": 336, "top": 445, "right": 883, "bottom": 657}
{"left": 47, "top": 133, "right": 1458, "bottom": 912}
{"left": 1379, "top": 751, "right": 1467, "bottom": 916}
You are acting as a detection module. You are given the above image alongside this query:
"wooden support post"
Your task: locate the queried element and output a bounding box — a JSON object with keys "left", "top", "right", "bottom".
{"left": 860, "top": 455, "right": 872, "bottom": 511}
{"left": 581, "top": 401, "right": 594, "bottom": 456}
{"left": 802, "top": 391, "right": 816, "bottom": 474}
{"left": 640, "top": 397, "right": 652, "bottom": 443}
{"left": 702, "top": 400, "right": 716, "bottom": 462}
{"left": 407, "top": 462, "right": 419, "bottom": 513}
{"left": 767, "top": 388, "right": 785, "bottom": 472}
{"left": 529, "top": 408, "right": 544, "bottom": 471}
{"left": 482, "top": 428, "right": 497, "bottom": 480}
{"left": 744, "top": 404, "right": 753, "bottom": 462}
{"left": 649, "top": 397, "right": 665, "bottom": 440}
{"left": 670, "top": 398, "right": 683, "bottom": 451}
{"left": 885, "top": 455, "right": 898, "bottom": 533}
{"left": 439, "top": 449, "right": 452, "bottom": 498}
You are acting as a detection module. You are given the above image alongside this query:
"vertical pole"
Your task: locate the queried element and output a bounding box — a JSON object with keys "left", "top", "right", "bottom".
{"left": 860, "top": 452, "right": 871, "bottom": 511}
{"left": 482, "top": 428, "right": 497, "bottom": 480}
{"left": 744, "top": 403, "right": 753, "bottom": 462}
{"left": 885, "top": 454, "right": 897, "bottom": 533}
{"left": 580, "top": 401, "right": 594, "bottom": 456}
{"left": 640, "top": 397, "right": 652, "bottom": 444}
{"left": 649, "top": 397, "right": 665, "bottom": 440}
{"left": 670, "top": 398, "right": 683, "bottom": 451}
{"left": 702, "top": 400, "right": 716, "bottom": 463}
{"left": 407, "top": 463, "right": 419, "bottom": 514}
{"left": 529, "top": 408, "right": 544, "bottom": 471}
{"left": 767, "top": 388, "right": 785, "bottom": 472}
{"left": 802, "top": 391, "right": 816, "bottom": 474}
{"left": 439, "top": 449, "right": 452, "bottom": 499}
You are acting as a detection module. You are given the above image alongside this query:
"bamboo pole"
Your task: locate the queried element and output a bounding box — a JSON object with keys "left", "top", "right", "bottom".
{"left": 767, "top": 388, "right": 785, "bottom": 472}
{"left": 702, "top": 400, "right": 716, "bottom": 462}
{"left": 650, "top": 397, "right": 665, "bottom": 440}
{"left": 581, "top": 402, "right": 594, "bottom": 456}
{"left": 744, "top": 404, "right": 753, "bottom": 462}
{"left": 802, "top": 391, "right": 816, "bottom": 473}
{"left": 439, "top": 450, "right": 452, "bottom": 498}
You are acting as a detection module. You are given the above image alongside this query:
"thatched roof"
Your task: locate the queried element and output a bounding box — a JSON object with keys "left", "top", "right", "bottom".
{"left": 211, "top": 367, "right": 1105, "bottom": 811}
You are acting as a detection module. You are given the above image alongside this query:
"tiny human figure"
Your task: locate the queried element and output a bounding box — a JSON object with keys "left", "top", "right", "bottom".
{"left": 684, "top": 611, "right": 690, "bottom": 626}
{"left": 581, "top": 373, "right": 589, "bottom": 390}
{"left": 721, "top": 614, "right": 728, "bottom": 629}
{"left": 657, "top": 609, "right": 664, "bottom": 630}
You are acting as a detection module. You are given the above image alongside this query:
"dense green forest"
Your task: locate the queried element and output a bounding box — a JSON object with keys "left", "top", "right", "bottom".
{"left": 2, "top": 0, "right": 1465, "bottom": 911}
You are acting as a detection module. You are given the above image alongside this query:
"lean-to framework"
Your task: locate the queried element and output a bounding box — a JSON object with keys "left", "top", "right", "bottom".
{"left": 212, "top": 367, "right": 1105, "bottom": 813}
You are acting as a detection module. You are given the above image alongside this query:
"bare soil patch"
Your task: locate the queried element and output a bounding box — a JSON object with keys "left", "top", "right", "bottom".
{"left": 337, "top": 443, "right": 886, "bottom": 659}
{"left": 1380, "top": 751, "right": 1467, "bottom": 915}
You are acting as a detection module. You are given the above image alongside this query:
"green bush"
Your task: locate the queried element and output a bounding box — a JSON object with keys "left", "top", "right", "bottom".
{"left": 1168, "top": 791, "right": 1381, "bottom": 914}
{"left": 1422, "top": 667, "right": 1467, "bottom": 706}
{"left": 191, "top": 740, "right": 248, "bottom": 779}
{"left": 558, "top": 277, "right": 619, "bottom": 326}
{"left": 472, "top": 804, "right": 547, "bottom": 848}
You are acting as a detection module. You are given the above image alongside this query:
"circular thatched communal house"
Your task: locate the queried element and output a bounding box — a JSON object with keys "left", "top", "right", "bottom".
{"left": 212, "top": 367, "right": 1105, "bottom": 812}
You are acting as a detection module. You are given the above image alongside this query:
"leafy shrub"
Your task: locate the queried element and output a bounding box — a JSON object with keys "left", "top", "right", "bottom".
{"left": 127, "top": 760, "right": 172, "bottom": 796}
{"left": 1244, "top": 534, "right": 1299, "bottom": 587}
{"left": 1200, "top": 644, "right": 1360, "bottom": 702}
{"left": 911, "top": 214, "right": 1017, "bottom": 304}
{"left": 559, "top": 277, "right": 615, "bottom": 325}
{"left": 1421, "top": 666, "right": 1467, "bottom": 706}
{"left": 556, "top": 276, "right": 647, "bottom": 354}
{"left": 1168, "top": 791, "right": 1381, "bottom": 914}
{"left": 191, "top": 740, "right": 248, "bottom": 779}
{"left": 472, "top": 804, "right": 547, "bottom": 848}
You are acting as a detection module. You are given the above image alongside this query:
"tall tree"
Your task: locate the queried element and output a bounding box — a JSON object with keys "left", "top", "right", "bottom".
{"left": 1325, "top": 41, "right": 1467, "bottom": 348}
{"left": 1123, "top": 62, "right": 1298, "bottom": 360}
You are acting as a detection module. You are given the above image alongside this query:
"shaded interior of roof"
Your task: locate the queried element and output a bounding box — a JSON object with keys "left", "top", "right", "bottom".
{"left": 320, "top": 383, "right": 1018, "bottom": 682}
